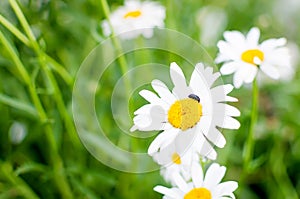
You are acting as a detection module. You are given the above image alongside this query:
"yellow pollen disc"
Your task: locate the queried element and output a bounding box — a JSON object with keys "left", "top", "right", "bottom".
{"left": 184, "top": 188, "right": 212, "bottom": 199}
{"left": 171, "top": 153, "right": 181, "bottom": 165}
{"left": 168, "top": 98, "right": 202, "bottom": 131}
{"left": 123, "top": 10, "right": 142, "bottom": 18}
{"left": 241, "top": 49, "right": 264, "bottom": 65}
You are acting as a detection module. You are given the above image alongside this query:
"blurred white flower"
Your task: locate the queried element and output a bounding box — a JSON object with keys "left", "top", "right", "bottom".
{"left": 152, "top": 137, "right": 199, "bottom": 185}
{"left": 131, "top": 62, "right": 240, "bottom": 160}
{"left": 273, "top": 0, "right": 300, "bottom": 36}
{"left": 216, "top": 27, "right": 291, "bottom": 88}
{"left": 196, "top": 6, "right": 227, "bottom": 47}
{"left": 9, "top": 121, "right": 27, "bottom": 144}
{"left": 101, "top": 0, "right": 165, "bottom": 40}
{"left": 154, "top": 163, "right": 238, "bottom": 199}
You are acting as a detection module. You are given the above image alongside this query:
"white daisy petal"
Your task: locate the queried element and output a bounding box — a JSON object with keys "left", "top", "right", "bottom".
{"left": 151, "top": 79, "right": 176, "bottom": 104}
{"left": 225, "top": 96, "right": 238, "bottom": 102}
{"left": 246, "top": 27, "right": 260, "bottom": 46}
{"left": 172, "top": 172, "right": 190, "bottom": 193}
{"left": 196, "top": 135, "right": 217, "bottom": 160}
{"left": 215, "top": 53, "right": 231, "bottom": 64}
{"left": 244, "top": 66, "right": 258, "bottom": 83}
{"left": 260, "top": 63, "right": 280, "bottom": 79}
{"left": 139, "top": 90, "right": 160, "bottom": 103}
{"left": 204, "top": 163, "right": 226, "bottom": 190}
{"left": 191, "top": 161, "right": 204, "bottom": 187}
{"left": 220, "top": 61, "right": 239, "bottom": 75}
{"left": 201, "top": 64, "right": 221, "bottom": 88}
{"left": 233, "top": 69, "right": 245, "bottom": 88}
{"left": 219, "top": 116, "right": 240, "bottom": 129}
{"left": 217, "top": 40, "right": 239, "bottom": 60}
{"left": 148, "top": 128, "right": 179, "bottom": 155}
{"left": 260, "top": 38, "right": 287, "bottom": 51}
{"left": 154, "top": 186, "right": 180, "bottom": 198}
{"left": 215, "top": 181, "right": 238, "bottom": 198}
{"left": 224, "top": 104, "right": 241, "bottom": 117}
{"left": 204, "top": 127, "right": 226, "bottom": 148}
{"left": 170, "top": 62, "right": 191, "bottom": 98}
{"left": 224, "top": 30, "right": 246, "bottom": 48}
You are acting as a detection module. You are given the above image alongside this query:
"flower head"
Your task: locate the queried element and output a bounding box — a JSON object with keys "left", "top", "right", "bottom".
{"left": 101, "top": 0, "right": 165, "bottom": 40}
{"left": 216, "top": 27, "right": 291, "bottom": 88}
{"left": 154, "top": 163, "right": 238, "bottom": 199}
{"left": 131, "top": 62, "right": 240, "bottom": 160}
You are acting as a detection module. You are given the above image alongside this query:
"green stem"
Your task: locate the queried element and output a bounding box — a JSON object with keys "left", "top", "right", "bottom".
{"left": 243, "top": 79, "right": 259, "bottom": 172}
{"left": 270, "top": 135, "right": 299, "bottom": 199}
{"left": 9, "top": 0, "right": 80, "bottom": 148}
{"left": 0, "top": 93, "right": 37, "bottom": 117}
{"left": 0, "top": 30, "right": 73, "bottom": 199}
{"left": 0, "top": 14, "right": 30, "bottom": 46}
{"left": 1, "top": 162, "right": 39, "bottom": 199}
{"left": 100, "top": 0, "right": 131, "bottom": 95}
{"left": 0, "top": 13, "right": 73, "bottom": 86}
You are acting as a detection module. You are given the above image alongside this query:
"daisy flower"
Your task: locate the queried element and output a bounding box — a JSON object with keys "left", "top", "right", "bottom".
{"left": 101, "top": 0, "right": 165, "bottom": 40}
{"left": 154, "top": 163, "right": 238, "bottom": 199}
{"left": 130, "top": 62, "right": 240, "bottom": 160}
{"left": 216, "top": 27, "right": 291, "bottom": 88}
{"left": 152, "top": 134, "right": 200, "bottom": 185}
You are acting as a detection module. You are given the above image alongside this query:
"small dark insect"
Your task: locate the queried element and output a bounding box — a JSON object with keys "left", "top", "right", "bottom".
{"left": 188, "top": 94, "right": 200, "bottom": 103}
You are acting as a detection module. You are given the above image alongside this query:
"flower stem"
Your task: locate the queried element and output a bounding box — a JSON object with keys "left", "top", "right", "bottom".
{"left": 100, "top": 0, "right": 132, "bottom": 95}
{"left": 0, "top": 8, "right": 73, "bottom": 86}
{"left": 9, "top": 0, "right": 80, "bottom": 148}
{"left": 0, "top": 30, "right": 73, "bottom": 199}
{"left": 270, "top": 134, "right": 299, "bottom": 199}
{"left": 1, "top": 162, "right": 39, "bottom": 199}
{"left": 243, "top": 79, "right": 259, "bottom": 172}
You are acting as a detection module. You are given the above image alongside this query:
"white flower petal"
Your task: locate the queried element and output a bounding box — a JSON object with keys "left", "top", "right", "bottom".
{"left": 170, "top": 62, "right": 192, "bottom": 98}
{"left": 246, "top": 27, "right": 260, "bottom": 46}
{"left": 203, "top": 163, "right": 226, "bottom": 190}
{"left": 215, "top": 181, "right": 238, "bottom": 199}
{"left": 260, "top": 63, "right": 281, "bottom": 79}
{"left": 172, "top": 172, "right": 190, "bottom": 193}
{"left": 139, "top": 89, "right": 160, "bottom": 103}
{"left": 220, "top": 61, "right": 239, "bottom": 75}
{"left": 233, "top": 65, "right": 257, "bottom": 88}
{"left": 154, "top": 186, "right": 180, "bottom": 198}
{"left": 244, "top": 66, "right": 258, "bottom": 83}
{"left": 260, "top": 38, "right": 287, "bottom": 51}
{"left": 224, "top": 30, "right": 246, "bottom": 49}
{"left": 148, "top": 128, "right": 179, "bottom": 155}
{"left": 194, "top": 133, "right": 217, "bottom": 160}
{"left": 204, "top": 127, "right": 226, "bottom": 148}
{"left": 224, "top": 104, "right": 241, "bottom": 117}
{"left": 217, "top": 40, "right": 239, "bottom": 61}
{"left": 225, "top": 96, "right": 238, "bottom": 102}
{"left": 191, "top": 162, "right": 204, "bottom": 187}
{"left": 218, "top": 116, "right": 240, "bottom": 129}
{"left": 215, "top": 53, "right": 231, "bottom": 64}
{"left": 152, "top": 79, "right": 176, "bottom": 104}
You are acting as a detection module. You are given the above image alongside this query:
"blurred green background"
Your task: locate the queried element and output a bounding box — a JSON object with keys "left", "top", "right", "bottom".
{"left": 0, "top": 0, "right": 300, "bottom": 198}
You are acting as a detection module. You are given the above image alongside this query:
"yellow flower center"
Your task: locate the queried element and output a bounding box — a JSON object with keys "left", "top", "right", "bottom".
{"left": 241, "top": 49, "right": 264, "bottom": 65}
{"left": 184, "top": 188, "right": 212, "bottom": 199}
{"left": 123, "top": 10, "right": 142, "bottom": 18}
{"left": 171, "top": 153, "right": 181, "bottom": 164}
{"left": 168, "top": 98, "right": 202, "bottom": 131}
